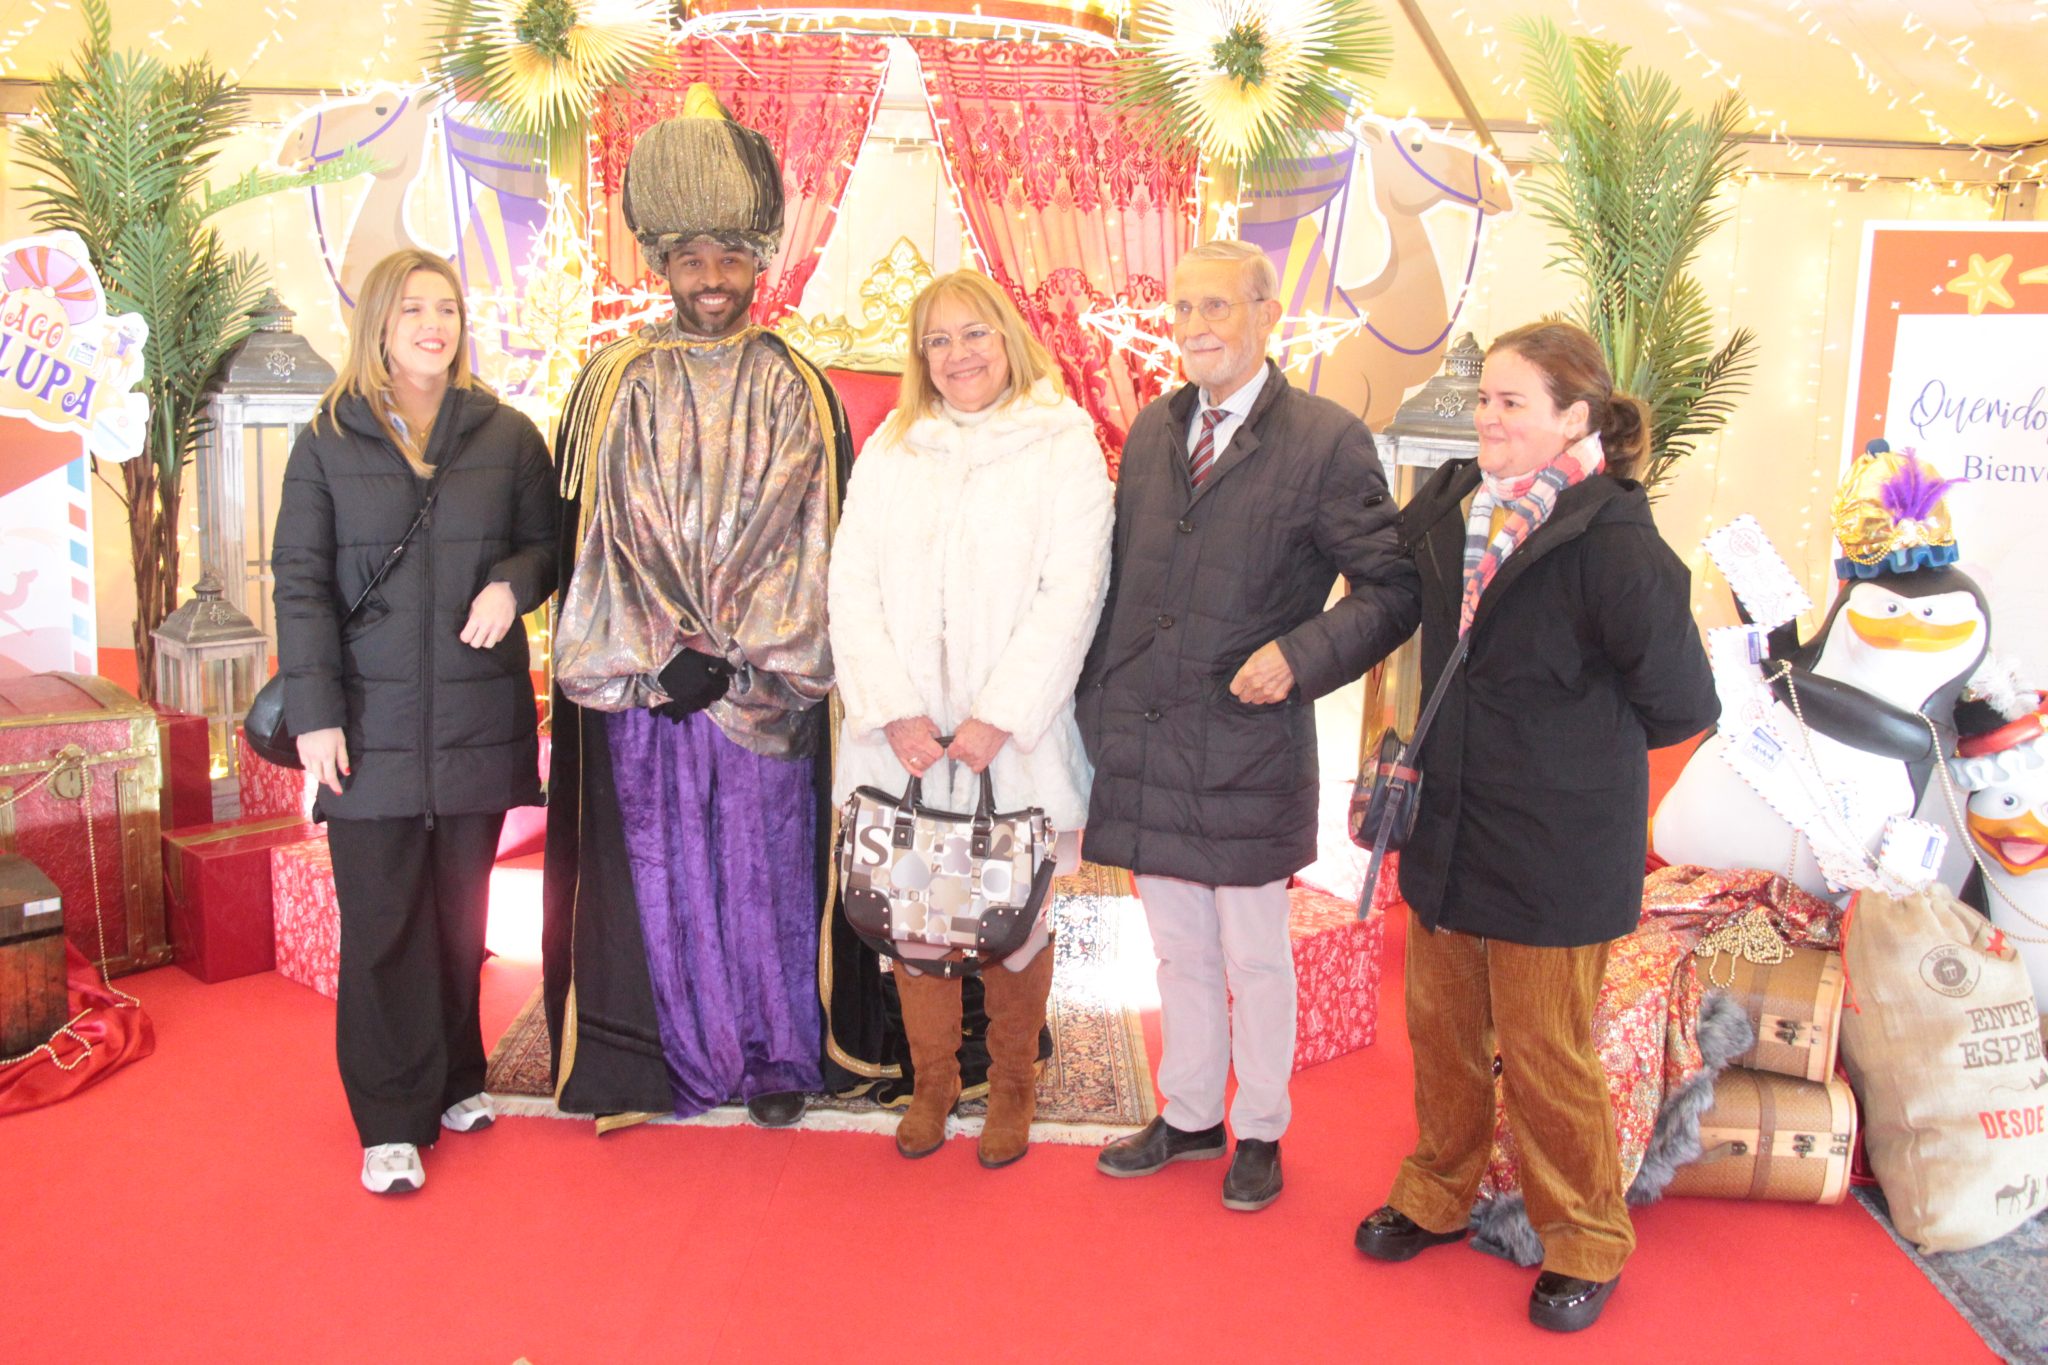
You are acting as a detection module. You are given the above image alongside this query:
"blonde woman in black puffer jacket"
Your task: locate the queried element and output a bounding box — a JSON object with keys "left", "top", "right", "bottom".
{"left": 272, "top": 249, "right": 555, "bottom": 1196}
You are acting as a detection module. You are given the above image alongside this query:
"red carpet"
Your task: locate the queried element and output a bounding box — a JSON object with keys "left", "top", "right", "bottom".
{"left": 0, "top": 905, "right": 1988, "bottom": 1363}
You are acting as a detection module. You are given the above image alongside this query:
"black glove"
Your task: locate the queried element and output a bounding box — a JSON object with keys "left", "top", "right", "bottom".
{"left": 652, "top": 647, "right": 734, "bottom": 722}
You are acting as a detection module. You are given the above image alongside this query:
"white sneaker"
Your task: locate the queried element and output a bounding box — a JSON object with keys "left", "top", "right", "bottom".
{"left": 361, "top": 1143, "right": 424, "bottom": 1194}
{"left": 440, "top": 1093, "right": 496, "bottom": 1133}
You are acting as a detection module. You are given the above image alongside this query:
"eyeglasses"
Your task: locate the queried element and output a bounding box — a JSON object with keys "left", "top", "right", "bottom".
{"left": 919, "top": 324, "right": 1000, "bottom": 355}
{"left": 1171, "top": 297, "right": 1267, "bottom": 324}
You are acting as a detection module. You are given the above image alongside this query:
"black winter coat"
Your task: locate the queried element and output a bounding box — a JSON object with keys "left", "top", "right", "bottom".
{"left": 272, "top": 386, "right": 557, "bottom": 820}
{"left": 1078, "top": 363, "right": 1420, "bottom": 886}
{"left": 1397, "top": 459, "right": 1719, "bottom": 946}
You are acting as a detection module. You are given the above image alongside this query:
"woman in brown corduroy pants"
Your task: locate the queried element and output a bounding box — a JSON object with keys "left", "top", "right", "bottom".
{"left": 1352, "top": 323, "right": 1719, "bottom": 1332}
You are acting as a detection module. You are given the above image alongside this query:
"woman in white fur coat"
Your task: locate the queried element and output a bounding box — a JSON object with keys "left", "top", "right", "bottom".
{"left": 829, "top": 269, "right": 1113, "bottom": 1170}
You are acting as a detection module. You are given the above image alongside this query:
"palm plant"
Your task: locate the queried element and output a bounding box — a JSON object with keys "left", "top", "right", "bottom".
{"left": 15, "top": 0, "right": 371, "bottom": 697}
{"left": 1512, "top": 17, "right": 1758, "bottom": 492}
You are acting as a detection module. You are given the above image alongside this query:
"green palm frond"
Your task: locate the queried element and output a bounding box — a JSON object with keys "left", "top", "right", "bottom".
{"left": 15, "top": 0, "right": 370, "bottom": 695}
{"left": 1512, "top": 16, "right": 1756, "bottom": 493}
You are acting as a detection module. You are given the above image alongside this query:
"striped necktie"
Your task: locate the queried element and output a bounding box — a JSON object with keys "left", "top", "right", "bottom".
{"left": 1189, "top": 406, "right": 1225, "bottom": 488}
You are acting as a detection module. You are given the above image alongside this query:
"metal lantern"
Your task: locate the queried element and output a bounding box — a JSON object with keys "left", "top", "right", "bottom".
{"left": 195, "top": 290, "right": 336, "bottom": 643}
{"left": 1378, "top": 332, "right": 1484, "bottom": 476}
{"left": 151, "top": 570, "right": 271, "bottom": 820}
{"left": 1364, "top": 333, "right": 1486, "bottom": 760}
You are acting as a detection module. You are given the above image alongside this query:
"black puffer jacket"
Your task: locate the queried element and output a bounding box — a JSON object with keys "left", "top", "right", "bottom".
{"left": 1077, "top": 364, "right": 1420, "bottom": 886}
{"left": 272, "top": 386, "right": 556, "bottom": 820}
{"left": 1396, "top": 459, "right": 1719, "bottom": 946}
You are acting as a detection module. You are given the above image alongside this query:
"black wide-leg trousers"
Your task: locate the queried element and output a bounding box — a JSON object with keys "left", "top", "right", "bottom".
{"left": 328, "top": 812, "right": 505, "bottom": 1148}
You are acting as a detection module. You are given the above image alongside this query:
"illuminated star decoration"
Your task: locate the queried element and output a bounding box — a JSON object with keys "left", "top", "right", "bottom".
{"left": 425, "top": 0, "right": 671, "bottom": 167}
{"left": 1118, "top": 0, "right": 1392, "bottom": 189}
{"left": 1945, "top": 252, "right": 2014, "bottom": 315}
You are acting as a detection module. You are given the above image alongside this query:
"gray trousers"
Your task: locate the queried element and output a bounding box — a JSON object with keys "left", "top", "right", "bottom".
{"left": 1134, "top": 874, "right": 1296, "bottom": 1141}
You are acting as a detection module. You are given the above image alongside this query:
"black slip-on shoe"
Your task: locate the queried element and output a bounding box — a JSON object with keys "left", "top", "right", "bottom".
{"left": 1529, "top": 1271, "right": 1619, "bottom": 1332}
{"left": 744, "top": 1091, "right": 809, "bottom": 1128}
{"left": 1095, "top": 1116, "right": 1228, "bottom": 1177}
{"left": 1353, "top": 1205, "right": 1470, "bottom": 1261}
{"left": 1221, "top": 1139, "right": 1282, "bottom": 1211}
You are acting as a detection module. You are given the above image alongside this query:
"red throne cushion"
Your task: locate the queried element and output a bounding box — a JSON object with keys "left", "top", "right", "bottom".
{"left": 826, "top": 368, "right": 899, "bottom": 455}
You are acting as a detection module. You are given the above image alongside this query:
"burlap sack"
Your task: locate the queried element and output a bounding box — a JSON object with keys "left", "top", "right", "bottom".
{"left": 1841, "top": 886, "right": 2048, "bottom": 1253}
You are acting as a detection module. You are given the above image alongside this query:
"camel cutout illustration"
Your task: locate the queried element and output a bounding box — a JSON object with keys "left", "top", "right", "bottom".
{"left": 275, "top": 87, "right": 551, "bottom": 369}
{"left": 276, "top": 86, "right": 441, "bottom": 313}
{"left": 1241, "top": 115, "right": 1513, "bottom": 428}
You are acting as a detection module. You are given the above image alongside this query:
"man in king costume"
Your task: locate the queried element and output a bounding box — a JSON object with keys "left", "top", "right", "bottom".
{"left": 543, "top": 87, "right": 888, "bottom": 1128}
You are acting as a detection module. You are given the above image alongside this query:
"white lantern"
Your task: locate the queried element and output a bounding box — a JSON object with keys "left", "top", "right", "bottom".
{"left": 194, "top": 290, "right": 336, "bottom": 644}
{"left": 151, "top": 570, "right": 271, "bottom": 820}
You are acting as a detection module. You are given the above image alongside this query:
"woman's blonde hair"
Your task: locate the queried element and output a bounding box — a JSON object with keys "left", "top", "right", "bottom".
{"left": 317, "top": 249, "right": 475, "bottom": 474}
{"left": 880, "top": 270, "right": 1061, "bottom": 446}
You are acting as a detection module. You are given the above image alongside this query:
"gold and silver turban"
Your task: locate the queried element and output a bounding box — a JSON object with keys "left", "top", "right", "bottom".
{"left": 623, "top": 83, "right": 785, "bottom": 271}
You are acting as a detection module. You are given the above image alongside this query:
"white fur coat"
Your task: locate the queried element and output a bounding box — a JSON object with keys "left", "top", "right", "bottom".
{"left": 828, "top": 380, "right": 1113, "bottom": 830}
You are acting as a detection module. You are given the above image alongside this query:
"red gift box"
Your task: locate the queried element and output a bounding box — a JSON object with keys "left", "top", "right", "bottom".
{"left": 1289, "top": 886, "right": 1386, "bottom": 1072}
{"left": 236, "top": 732, "right": 313, "bottom": 821}
{"left": 152, "top": 704, "right": 214, "bottom": 831}
{"left": 271, "top": 833, "right": 339, "bottom": 999}
{"left": 163, "top": 815, "right": 323, "bottom": 983}
{"left": 0, "top": 673, "right": 169, "bottom": 975}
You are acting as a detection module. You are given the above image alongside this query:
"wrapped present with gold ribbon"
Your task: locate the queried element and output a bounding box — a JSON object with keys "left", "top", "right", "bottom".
{"left": 163, "top": 815, "right": 324, "bottom": 983}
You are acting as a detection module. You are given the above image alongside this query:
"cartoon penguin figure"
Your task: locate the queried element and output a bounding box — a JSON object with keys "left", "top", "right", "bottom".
{"left": 1951, "top": 699, "right": 2048, "bottom": 1011}
{"left": 1654, "top": 447, "right": 1988, "bottom": 900}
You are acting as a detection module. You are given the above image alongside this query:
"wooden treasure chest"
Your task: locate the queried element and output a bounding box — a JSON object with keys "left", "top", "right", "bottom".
{"left": 1705, "top": 942, "right": 1847, "bottom": 1082}
{"left": 0, "top": 674, "right": 169, "bottom": 976}
{"left": 0, "top": 851, "right": 66, "bottom": 1056}
{"left": 1667, "top": 1067, "right": 1858, "bottom": 1205}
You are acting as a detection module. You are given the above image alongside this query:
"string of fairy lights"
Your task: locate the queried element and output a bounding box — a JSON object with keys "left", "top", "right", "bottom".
{"left": 35, "top": 4, "right": 2045, "bottom": 587}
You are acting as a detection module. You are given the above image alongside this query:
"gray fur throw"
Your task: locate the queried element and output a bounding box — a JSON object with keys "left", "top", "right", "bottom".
{"left": 1467, "top": 990, "right": 1756, "bottom": 1267}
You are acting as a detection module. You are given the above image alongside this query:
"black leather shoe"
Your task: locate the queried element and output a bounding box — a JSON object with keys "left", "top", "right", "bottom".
{"left": 1095, "top": 1116, "right": 1227, "bottom": 1177}
{"left": 1221, "top": 1139, "right": 1282, "bottom": 1211}
{"left": 744, "top": 1092, "right": 809, "bottom": 1128}
{"left": 1529, "top": 1271, "right": 1619, "bottom": 1332}
{"left": 1353, "top": 1205, "right": 1470, "bottom": 1262}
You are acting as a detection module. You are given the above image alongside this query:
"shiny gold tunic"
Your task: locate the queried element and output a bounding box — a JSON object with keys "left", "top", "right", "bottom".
{"left": 553, "top": 321, "right": 832, "bottom": 757}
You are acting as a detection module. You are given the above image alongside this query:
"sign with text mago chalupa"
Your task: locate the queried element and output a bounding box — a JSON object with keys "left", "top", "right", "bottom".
{"left": 0, "top": 231, "right": 149, "bottom": 463}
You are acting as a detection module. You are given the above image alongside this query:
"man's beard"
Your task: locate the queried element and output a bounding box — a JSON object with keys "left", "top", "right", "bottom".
{"left": 671, "top": 278, "right": 758, "bottom": 338}
{"left": 1180, "top": 334, "right": 1258, "bottom": 390}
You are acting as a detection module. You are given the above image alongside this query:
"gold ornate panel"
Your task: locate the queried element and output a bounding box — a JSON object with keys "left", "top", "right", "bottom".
{"left": 773, "top": 237, "right": 935, "bottom": 374}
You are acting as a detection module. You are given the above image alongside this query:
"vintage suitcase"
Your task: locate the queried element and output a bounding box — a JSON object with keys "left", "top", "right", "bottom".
{"left": 0, "top": 851, "right": 66, "bottom": 1056}
{"left": 1703, "top": 943, "right": 1847, "bottom": 1081}
{"left": 0, "top": 673, "right": 169, "bottom": 976}
{"left": 1667, "top": 1067, "right": 1858, "bottom": 1204}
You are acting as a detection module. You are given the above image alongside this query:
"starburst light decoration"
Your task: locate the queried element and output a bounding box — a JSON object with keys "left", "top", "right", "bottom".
{"left": 1119, "top": 0, "right": 1391, "bottom": 189}
{"left": 426, "top": 0, "right": 671, "bottom": 167}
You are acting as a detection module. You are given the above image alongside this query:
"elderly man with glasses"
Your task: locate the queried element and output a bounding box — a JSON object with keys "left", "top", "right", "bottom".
{"left": 1078, "top": 239, "right": 1419, "bottom": 1211}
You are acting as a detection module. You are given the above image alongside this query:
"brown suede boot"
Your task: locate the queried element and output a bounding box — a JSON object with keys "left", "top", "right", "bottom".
{"left": 893, "top": 967, "right": 963, "bottom": 1159}
{"left": 978, "top": 946, "right": 1054, "bottom": 1169}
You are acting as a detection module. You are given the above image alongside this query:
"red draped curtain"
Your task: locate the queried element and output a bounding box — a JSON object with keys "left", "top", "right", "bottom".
{"left": 911, "top": 39, "right": 1196, "bottom": 471}
{"left": 590, "top": 34, "right": 892, "bottom": 326}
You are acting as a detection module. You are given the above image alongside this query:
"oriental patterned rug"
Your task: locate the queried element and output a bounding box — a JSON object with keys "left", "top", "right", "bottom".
{"left": 1852, "top": 1186, "right": 2048, "bottom": 1365}
{"left": 484, "top": 863, "right": 1159, "bottom": 1145}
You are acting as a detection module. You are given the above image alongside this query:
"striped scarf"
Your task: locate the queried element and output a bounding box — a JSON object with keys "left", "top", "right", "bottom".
{"left": 1458, "top": 434, "right": 1606, "bottom": 635}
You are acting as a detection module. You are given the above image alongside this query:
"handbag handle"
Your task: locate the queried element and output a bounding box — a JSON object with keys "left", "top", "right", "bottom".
{"left": 889, "top": 735, "right": 1000, "bottom": 857}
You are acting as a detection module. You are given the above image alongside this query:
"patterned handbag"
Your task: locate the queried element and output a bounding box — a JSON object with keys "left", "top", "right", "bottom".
{"left": 837, "top": 758, "right": 1056, "bottom": 978}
